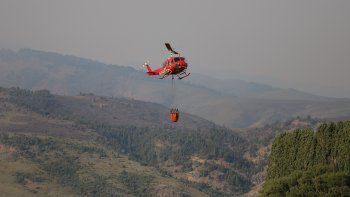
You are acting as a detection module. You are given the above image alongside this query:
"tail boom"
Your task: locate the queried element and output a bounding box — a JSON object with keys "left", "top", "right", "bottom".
{"left": 144, "top": 64, "right": 157, "bottom": 75}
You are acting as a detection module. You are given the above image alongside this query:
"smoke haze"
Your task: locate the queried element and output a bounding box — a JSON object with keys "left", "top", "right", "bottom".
{"left": 1, "top": 0, "right": 350, "bottom": 97}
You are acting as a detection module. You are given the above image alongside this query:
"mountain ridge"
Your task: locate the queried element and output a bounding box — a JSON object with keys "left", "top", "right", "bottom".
{"left": 1, "top": 48, "right": 350, "bottom": 128}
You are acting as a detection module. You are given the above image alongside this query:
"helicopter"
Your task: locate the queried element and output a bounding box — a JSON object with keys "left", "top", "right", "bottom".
{"left": 143, "top": 43, "right": 190, "bottom": 123}
{"left": 143, "top": 43, "right": 190, "bottom": 79}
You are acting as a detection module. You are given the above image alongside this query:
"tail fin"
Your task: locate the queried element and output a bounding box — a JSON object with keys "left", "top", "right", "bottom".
{"left": 145, "top": 64, "right": 152, "bottom": 72}
{"left": 144, "top": 63, "right": 156, "bottom": 75}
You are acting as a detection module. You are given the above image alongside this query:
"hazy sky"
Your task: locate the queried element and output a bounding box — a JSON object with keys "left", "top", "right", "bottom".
{"left": 1, "top": 0, "right": 350, "bottom": 97}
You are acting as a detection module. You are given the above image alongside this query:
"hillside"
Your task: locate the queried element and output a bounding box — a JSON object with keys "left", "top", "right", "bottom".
{"left": 1, "top": 49, "right": 350, "bottom": 128}
{"left": 261, "top": 121, "right": 350, "bottom": 196}
{"left": 0, "top": 87, "right": 257, "bottom": 196}
{"left": 0, "top": 134, "right": 207, "bottom": 196}
{"left": 0, "top": 88, "right": 208, "bottom": 196}
{"left": 236, "top": 116, "right": 321, "bottom": 190}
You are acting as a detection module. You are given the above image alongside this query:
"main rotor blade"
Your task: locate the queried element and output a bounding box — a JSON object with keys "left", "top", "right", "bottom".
{"left": 165, "top": 43, "right": 178, "bottom": 54}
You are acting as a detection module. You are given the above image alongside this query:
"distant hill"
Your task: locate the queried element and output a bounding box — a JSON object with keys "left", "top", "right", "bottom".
{"left": 1, "top": 48, "right": 350, "bottom": 128}
{"left": 261, "top": 121, "right": 350, "bottom": 196}
{"left": 189, "top": 73, "right": 331, "bottom": 101}
{"left": 0, "top": 87, "right": 257, "bottom": 196}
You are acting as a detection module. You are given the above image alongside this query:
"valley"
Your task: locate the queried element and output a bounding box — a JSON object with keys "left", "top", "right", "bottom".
{"left": 0, "top": 49, "right": 349, "bottom": 196}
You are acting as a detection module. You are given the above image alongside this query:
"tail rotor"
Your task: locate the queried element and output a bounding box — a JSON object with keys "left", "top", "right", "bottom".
{"left": 137, "top": 61, "right": 150, "bottom": 71}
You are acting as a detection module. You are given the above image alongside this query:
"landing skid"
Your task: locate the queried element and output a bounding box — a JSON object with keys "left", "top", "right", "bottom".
{"left": 177, "top": 72, "right": 190, "bottom": 80}
{"left": 159, "top": 74, "right": 170, "bottom": 79}
{"left": 159, "top": 70, "right": 172, "bottom": 79}
{"left": 158, "top": 71, "right": 190, "bottom": 80}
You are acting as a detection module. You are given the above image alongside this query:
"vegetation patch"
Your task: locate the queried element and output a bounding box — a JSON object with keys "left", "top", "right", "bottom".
{"left": 118, "top": 171, "right": 154, "bottom": 196}
{"left": 262, "top": 121, "right": 350, "bottom": 196}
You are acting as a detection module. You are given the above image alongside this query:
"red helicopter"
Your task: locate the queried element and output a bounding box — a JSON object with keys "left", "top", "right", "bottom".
{"left": 143, "top": 43, "right": 189, "bottom": 123}
{"left": 143, "top": 43, "right": 190, "bottom": 79}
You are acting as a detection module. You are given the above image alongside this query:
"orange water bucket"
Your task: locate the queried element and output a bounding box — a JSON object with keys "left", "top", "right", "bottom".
{"left": 170, "top": 109, "right": 179, "bottom": 122}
